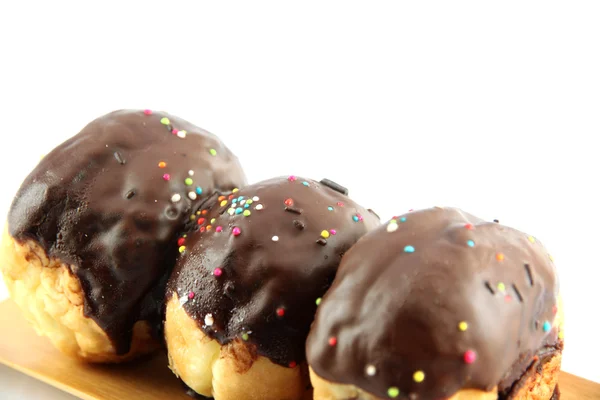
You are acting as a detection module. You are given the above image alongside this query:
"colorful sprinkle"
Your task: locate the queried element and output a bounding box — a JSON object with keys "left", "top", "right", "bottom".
{"left": 188, "top": 192, "right": 197, "bottom": 200}
{"left": 235, "top": 207, "right": 243, "bottom": 215}
{"left": 284, "top": 198, "right": 294, "bottom": 207}
{"left": 404, "top": 245, "right": 415, "bottom": 253}
{"left": 143, "top": 109, "right": 152, "bottom": 115}
{"left": 158, "top": 161, "right": 166, "bottom": 168}
{"left": 467, "top": 240, "right": 475, "bottom": 247}
{"left": 288, "top": 175, "right": 297, "bottom": 182}
{"left": 177, "top": 130, "right": 187, "bottom": 138}
{"left": 272, "top": 236, "right": 279, "bottom": 242}
{"left": 497, "top": 282, "right": 506, "bottom": 292}
{"left": 204, "top": 314, "right": 214, "bottom": 326}
{"left": 458, "top": 321, "right": 468, "bottom": 331}
{"left": 197, "top": 218, "right": 206, "bottom": 225}
{"left": 387, "top": 222, "right": 399, "bottom": 233}
{"left": 232, "top": 188, "right": 239, "bottom": 193}
{"left": 337, "top": 202, "right": 344, "bottom": 207}
{"left": 387, "top": 387, "right": 400, "bottom": 398}
{"left": 528, "top": 236, "right": 536, "bottom": 243}
{"left": 185, "top": 178, "right": 193, "bottom": 186}
{"left": 243, "top": 210, "right": 251, "bottom": 217}
{"left": 328, "top": 337, "right": 337, "bottom": 346}
{"left": 220, "top": 200, "right": 228, "bottom": 207}
{"left": 227, "top": 208, "right": 235, "bottom": 215}
{"left": 327, "top": 206, "right": 334, "bottom": 211}
{"left": 329, "top": 229, "right": 337, "bottom": 235}
{"left": 216, "top": 226, "right": 223, "bottom": 233}
{"left": 365, "top": 364, "right": 377, "bottom": 376}
{"left": 464, "top": 350, "right": 477, "bottom": 364}
{"left": 413, "top": 370, "right": 425, "bottom": 383}
{"left": 352, "top": 215, "right": 360, "bottom": 222}
{"left": 171, "top": 128, "right": 179, "bottom": 135}
{"left": 253, "top": 196, "right": 259, "bottom": 201}
{"left": 163, "top": 174, "right": 171, "bottom": 181}
{"left": 543, "top": 321, "right": 551, "bottom": 332}
{"left": 276, "top": 307, "right": 285, "bottom": 317}
{"left": 321, "top": 230, "right": 330, "bottom": 239}
{"left": 302, "top": 181, "right": 309, "bottom": 186}
{"left": 242, "top": 332, "right": 249, "bottom": 341}
{"left": 209, "top": 148, "right": 217, "bottom": 156}
{"left": 400, "top": 217, "right": 407, "bottom": 222}
{"left": 160, "top": 117, "right": 170, "bottom": 125}
{"left": 255, "top": 204, "right": 264, "bottom": 210}
{"left": 288, "top": 361, "right": 297, "bottom": 368}
{"left": 213, "top": 268, "right": 223, "bottom": 277}
{"left": 496, "top": 253, "right": 505, "bottom": 261}
{"left": 465, "top": 223, "right": 474, "bottom": 230}
{"left": 232, "top": 227, "right": 241, "bottom": 236}
{"left": 188, "top": 292, "right": 195, "bottom": 300}
{"left": 316, "top": 297, "right": 322, "bottom": 306}
{"left": 188, "top": 170, "right": 194, "bottom": 176}
{"left": 177, "top": 238, "right": 185, "bottom": 246}
{"left": 178, "top": 245, "right": 186, "bottom": 253}
{"left": 196, "top": 187, "right": 203, "bottom": 195}
{"left": 171, "top": 194, "right": 181, "bottom": 203}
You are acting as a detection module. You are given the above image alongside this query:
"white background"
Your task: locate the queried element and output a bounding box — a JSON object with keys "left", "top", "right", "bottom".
{"left": 1, "top": 1, "right": 599, "bottom": 398}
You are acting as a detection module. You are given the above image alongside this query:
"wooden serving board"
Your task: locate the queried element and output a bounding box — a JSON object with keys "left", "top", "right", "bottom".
{"left": 0, "top": 300, "right": 598, "bottom": 400}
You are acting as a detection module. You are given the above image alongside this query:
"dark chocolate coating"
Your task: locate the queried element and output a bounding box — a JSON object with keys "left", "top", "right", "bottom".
{"left": 166, "top": 176, "right": 380, "bottom": 367}
{"left": 8, "top": 109, "right": 247, "bottom": 354}
{"left": 306, "top": 207, "right": 560, "bottom": 400}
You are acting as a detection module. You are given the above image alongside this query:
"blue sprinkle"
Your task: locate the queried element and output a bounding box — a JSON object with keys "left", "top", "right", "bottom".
{"left": 232, "top": 198, "right": 238, "bottom": 203}
{"left": 467, "top": 240, "right": 475, "bottom": 247}
{"left": 195, "top": 187, "right": 203, "bottom": 195}
{"left": 235, "top": 207, "right": 243, "bottom": 214}
{"left": 404, "top": 245, "right": 415, "bottom": 253}
{"left": 400, "top": 217, "right": 407, "bottom": 222}
{"left": 244, "top": 203, "right": 250, "bottom": 209}
{"left": 328, "top": 206, "right": 334, "bottom": 211}
{"left": 302, "top": 181, "right": 309, "bottom": 186}
{"left": 543, "top": 321, "right": 551, "bottom": 332}
{"left": 238, "top": 196, "right": 244, "bottom": 201}
{"left": 352, "top": 215, "right": 359, "bottom": 222}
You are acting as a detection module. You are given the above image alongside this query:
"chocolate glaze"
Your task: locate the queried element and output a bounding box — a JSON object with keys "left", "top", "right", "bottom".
{"left": 306, "top": 207, "right": 560, "bottom": 400}
{"left": 8, "top": 110, "right": 246, "bottom": 354}
{"left": 166, "top": 176, "right": 380, "bottom": 367}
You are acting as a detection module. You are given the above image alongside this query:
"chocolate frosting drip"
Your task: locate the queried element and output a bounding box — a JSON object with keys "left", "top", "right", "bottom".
{"left": 306, "top": 207, "right": 560, "bottom": 400}
{"left": 8, "top": 110, "right": 247, "bottom": 354}
{"left": 166, "top": 176, "right": 380, "bottom": 367}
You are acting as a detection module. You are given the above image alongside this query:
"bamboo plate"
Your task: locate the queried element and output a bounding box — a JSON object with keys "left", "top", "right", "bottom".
{"left": 0, "top": 300, "right": 598, "bottom": 400}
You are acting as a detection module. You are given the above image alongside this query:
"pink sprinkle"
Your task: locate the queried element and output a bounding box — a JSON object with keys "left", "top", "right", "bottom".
{"left": 288, "top": 175, "right": 297, "bottom": 182}
{"left": 213, "top": 268, "right": 223, "bottom": 277}
{"left": 409, "top": 209, "right": 414, "bottom": 212}
{"left": 172, "top": 128, "right": 179, "bottom": 135}
{"left": 143, "top": 109, "right": 152, "bottom": 115}
{"left": 232, "top": 227, "right": 241, "bottom": 236}
{"left": 216, "top": 226, "right": 223, "bottom": 233}
{"left": 464, "top": 350, "right": 476, "bottom": 364}
{"left": 337, "top": 202, "right": 344, "bottom": 207}
{"left": 329, "top": 229, "right": 337, "bottom": 235}
{"left": 188, "top": 292, "right": 195, "bottom": 299}
{"left": 163, "top": 174, "right": 171, "bottom": 181}
{"left": 357, "top": 214, "right": 364, "bottom": 221}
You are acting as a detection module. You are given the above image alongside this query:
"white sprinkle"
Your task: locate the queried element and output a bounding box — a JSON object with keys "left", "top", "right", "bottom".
{"left": 179, "top": 296, "right": 189, "bottom": 306}
{"left": 386, "top": 222, "right": 398, "bottom": 232}
{"left": 365, "top": 364, "right": 377, "bottom": 376}
{"left": 205, "top": 313, "right": 214, "bottom": 326}
{"left": 240, "top": 200, "right": 246, "bottom": 205}
{"left": 252, "top": 196, "right": 259, "bottom": 201}
{"left": 177, "top": 130, "right": 187, "bottom": 138}
{"left": 272, "top": 236, "right": 279, "bottom": 242}
{"left": 188, "top": 192, "right": 197, "bottom": 200}
{"left": 228, "top": 208, "right": 235, "bottom": 215}
{"left": 188, "top": 170, "right": 194, "bottom": 176}
{"left": 255, "top": 204, "right": 264, "bottom": 211}
{"left": 171, "top": 194, "right": 182, "bottom": 203}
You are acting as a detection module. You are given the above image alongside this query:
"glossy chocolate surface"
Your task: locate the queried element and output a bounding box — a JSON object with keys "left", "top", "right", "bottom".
{"left": 306, "top": 207, "right": 560, "bottom": 400}
{"left": 8, "top": 109, "right": 246, "bottom": 354}
{"left": 166, "top": 176, "right": 380, "bottom": 366}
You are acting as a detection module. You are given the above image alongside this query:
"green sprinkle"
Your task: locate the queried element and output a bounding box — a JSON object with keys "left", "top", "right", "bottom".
{"left": 209, "top": 148, "right": 217, "bottom": 156}
{"left": 242, "top": 333, "right": 249, "bottom": 341}
{"left": 316, "top": 298, "right": 322, "bottom": 306}
{"left": 185, "top": 178, "right": 193, "bottom": 186}
{"left": 387, "top": 387, "right": 400, "bottom": 398}
{"left": 243, "top": 210, "right": 251, "bottom": 217}
{"left": 160, "top": 117, "right": 170, "bottom": 125}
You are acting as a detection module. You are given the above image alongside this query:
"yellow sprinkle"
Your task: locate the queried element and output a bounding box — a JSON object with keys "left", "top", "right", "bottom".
{"left": 160, "top": 117, "right": 170, "bottom": 125}
{"left": 497, "top": 282, "right": 506, "bottom": 292}
{"left": 528, "top": 236, "right": 536, "bottom": 243}
{"left": 413, "top": 370, "right": 425, "bottom": 383}
{"left": 206, "top": 225, "right": 212, "bottom": 231}
{"left": 321, "top": 230, "right": 330, "bottom": 238}
{"left": 158, "top": 161, "right": 167, "bottom": 168}
{"left": 211, "top": 218, "right": 216, "bottom": 224}
{"left": 220, "top": 200, "right": 227, "bottom": 207}
{"left": 232, "top": 188, "right": 239, "bottom": 193}
{"left": 458, "top": 321, "right": 468, "bottom": 331}
{"left": 549, "top": 254, "right": 554, "bottom": 262}
{"left": 558, "top": 331, "right": 564, "bottom": 340}
{"left": 189, "top": 215, "right": 196, "bottom": 221}
{"left": 196, "top": 211, "right": 202, "bottom": 215}
{"left": 178, "top": 246, "right": 186, "bottom": 253}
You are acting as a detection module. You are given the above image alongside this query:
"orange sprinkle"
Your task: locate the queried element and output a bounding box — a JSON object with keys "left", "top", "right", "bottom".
{"left": 218, "top": 196, "right": 226, "bottom": 201}
{"left": 206, "top": 225, "right": 212, "bottom": 231}
{"left": 158, "top": 161, "right": 167, "bottom": 168}
{"left": 496, "top": 253, "right": 505, "bottom": 261}
{"left": 202, "top": 210, "right": 208, "bottom": 215}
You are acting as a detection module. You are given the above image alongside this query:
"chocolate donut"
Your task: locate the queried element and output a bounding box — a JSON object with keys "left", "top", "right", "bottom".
{"left": 306, "top": 207, "right": 564, "bottom": 400}
{"left": 1, "top": 109, "right": 246, "bottom": 362}
{"left": 164, "top": 176, "right": 380, "bottom": 400}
